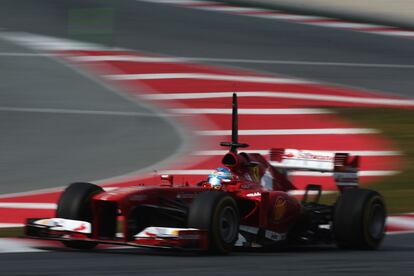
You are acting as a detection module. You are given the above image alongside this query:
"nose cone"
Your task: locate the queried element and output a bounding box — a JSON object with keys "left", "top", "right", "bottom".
{"left": 94, "top": 186, "right": 145, "bottom": 201}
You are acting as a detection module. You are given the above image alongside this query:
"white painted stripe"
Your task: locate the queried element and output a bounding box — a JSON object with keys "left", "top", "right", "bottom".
{"left": 256, "top": 14, "right": 327, "bottom": 21}
{"left": 0, "top": 223, "right": 24, "bottom": 228}
{"left": 159, "top": 170, "right": 213, "bottom": 175}
{"left": 170, "top": 108, "right": 332, "bottom": 115}
{"left": 158, "top": 169, "right": 399, "bottom": 176}
{"left": 196, "top": 6, "right": 268, "bottom": 13}
{"left": 179, "top": 56, "right": 414, "bottom": 69}
{"left": 106, "top": 73, "right": 313, "bottom": 84}
{"left": 0, "top": 186, "right": 117, "bottom": 201}
{"left": 72, "top": 54, "right": 414, "bottom": 70}
{"left": 138, "top": 0, "right": 214, "bottom": 5}
{"left": 0, "top": 106, "right": 172, "bottom": 117}
{"left": 0, "top": 53, "right": 50, "bottom": 57}
{"left": 0, "top": 189, "right": 116, "bottom": 210}
{"left": 372, "top": 31, "right": 414, "bottom": 37}
{"left": 310, "top": 22, "right": 385, "bottom": 29}
{"left": 0, "top": 239, "right": 45, "bottom": 253}
{"left": 0, "top": 32, "right": 111, "bottom": 51}
{"left": 387, "top": 217, "right": 414, "bottom": 229}
{"left": 69, "top": 55, "right": 185, "bottom": 63}
{"left": 104, "top": 187, "right": 118, "bottom": 191}
{"left": 193, "top": 150, "right": 401, "bottom": 156}
{"left": 386, "top": 230, "right": 414, "bottom": 235}
{"left": 290, "top": 170, "right": 400, "bottom": 177}
{"left": 71, "top": 55, "right": 414, "bottom": 70}
{"left": 0, "top": 187, "right": 64, "bottom": 200}
{"left": 141, "top": 91, "right": 414, "bottom": 107}
{"left": 0, "top": 202, "right": 56, "bottom": 210}
{"left": 197, "top": 128, "right": 378, "bottom": 136}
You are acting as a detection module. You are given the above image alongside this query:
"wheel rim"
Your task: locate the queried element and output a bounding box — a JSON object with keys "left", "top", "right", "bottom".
{"left": 219, "top": 206, "right": 238, "bottom": 243}
{"left": 368, "top": 202, "right": 385, "bottom": 239}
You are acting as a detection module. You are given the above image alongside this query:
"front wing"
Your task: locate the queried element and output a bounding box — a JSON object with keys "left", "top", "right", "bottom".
{"left": 25, "top": 218, "right": 209, "bottom": 250}
{"left": 25, "top": 218, "right": 289, "bottom": 250}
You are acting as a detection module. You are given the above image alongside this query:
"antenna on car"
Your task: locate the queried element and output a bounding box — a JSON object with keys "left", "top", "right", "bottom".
{"left": 220, "top": 93, "right": 249, "bottom": 153}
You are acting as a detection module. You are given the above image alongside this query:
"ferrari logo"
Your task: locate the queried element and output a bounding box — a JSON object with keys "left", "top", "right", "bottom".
{"left": 272, "top": 197, "right": 287, "bottom": 222}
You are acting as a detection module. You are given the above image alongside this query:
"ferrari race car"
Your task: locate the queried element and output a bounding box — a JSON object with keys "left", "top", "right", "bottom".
{"left": 25, "top": 94, "right": 386, "bottom": 254}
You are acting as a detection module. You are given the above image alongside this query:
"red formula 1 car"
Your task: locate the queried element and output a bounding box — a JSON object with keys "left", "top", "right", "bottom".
{"left": 25, "top": 94, "right": 386, "bottom": 254}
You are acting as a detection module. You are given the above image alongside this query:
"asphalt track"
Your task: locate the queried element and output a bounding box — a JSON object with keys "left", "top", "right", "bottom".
{"left": 0, "top": 0, "right": 413, "bottom": 274}
{"left": 1, "top": 233, "right": 414, "bottom": 275}
{"left": 0, "top": 35, "right": 181, "bottom": 194}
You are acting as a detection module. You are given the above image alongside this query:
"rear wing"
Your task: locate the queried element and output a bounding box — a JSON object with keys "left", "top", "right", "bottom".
{"left": 269, "top": 148, "right": 359, "bottom": 188}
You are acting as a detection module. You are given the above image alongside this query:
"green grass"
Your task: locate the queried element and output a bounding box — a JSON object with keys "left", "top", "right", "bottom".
{"left": 335, "top": 107, "right": 414, "bottom": 214}
{"left": 0, "top": 227, "right": 23, "bottom": 238}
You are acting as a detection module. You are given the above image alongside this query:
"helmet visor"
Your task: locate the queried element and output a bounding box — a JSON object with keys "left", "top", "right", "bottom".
{"left": 208, "top": 176, "right": 221, "bottom": 186}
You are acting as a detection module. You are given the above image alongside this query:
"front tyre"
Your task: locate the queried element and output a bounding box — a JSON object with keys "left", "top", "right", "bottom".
{"left": 56, "top": 182, "right": 103, "bottom": 250}
{"left": 188, "top": 192, "right": 239, "bottom": 254}
{"left": 333, "top": 188, "right": 386, "bottom": 250}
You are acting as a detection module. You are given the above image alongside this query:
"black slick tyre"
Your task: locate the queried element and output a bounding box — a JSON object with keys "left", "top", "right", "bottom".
{"left": 333, "top": 188, "right": 386, "bottom": 250}
{"left": 56, "top": 182, "right": 103, "bottom": 250}
{"left": 188, "top": 192, "right": 239, "bottom": 254}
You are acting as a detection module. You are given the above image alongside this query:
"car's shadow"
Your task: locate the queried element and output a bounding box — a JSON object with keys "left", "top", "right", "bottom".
{"left": 30, "top": 244, "right": 375, "bottom": 257}
{"left": 29, "top": 233, "right": 414, "bottom": 257}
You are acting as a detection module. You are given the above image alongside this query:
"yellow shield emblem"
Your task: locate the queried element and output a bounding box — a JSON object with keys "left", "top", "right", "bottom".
{"left": 273, "top": 197, "right": 287, "bottom": 222}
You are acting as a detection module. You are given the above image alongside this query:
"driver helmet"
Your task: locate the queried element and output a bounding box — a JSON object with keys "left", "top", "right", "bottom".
{"left": 207, "top": 167, "right": 233, "bottom": 189}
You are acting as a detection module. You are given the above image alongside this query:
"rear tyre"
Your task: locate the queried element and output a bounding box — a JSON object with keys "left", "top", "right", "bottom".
{"left": 188, "top": 192, "right": 239, "bottom": 254}
{"left": 333, "top": 188, "right": 386, "bottom": 250}
{"left": 56, "top": 182, "right": 103, "bottom": 250}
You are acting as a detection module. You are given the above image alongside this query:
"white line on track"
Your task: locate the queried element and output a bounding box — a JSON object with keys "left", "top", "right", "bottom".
{"left": 170, "top": 108, "right": 332, "bottom": 115}
{"left": 0, "top": 32, "right": 116, "bottom": 51}
{"left": 372, "top": 31, "right": 414, "bottom": 37}
{"left": 106, "top": 73, "right": 314, "bottom": 84}
{"left": 193, "top": 150, "right": 401, "bottom": 156}
{"left": 138, "top": 0, "right": 213, "bottom": 4}
{"left": 289, "top": 170, "right": 400, "bottom": 177}
{"left": 0, "top": 239, "right": 45, "bottom": 253}
{"left": 69, "top": 54, "right": 414, "bottom": 69}
{"left": 0, "top": 52, "right": 50, "bottom": 57}
{"left": 141, "top": 91, "right": 414, "bottom": 106}
{"left": 309, "top": 22, "right": 385, "bottom": 29}
{"left": 158, "top": 169, "right": 399, "bottom": 176}
{"left": 0, "top": 106, "right": 173, "bottom": 117}
{"left": 197, "top": 128, "right": 378, "bottom": 136}
{"left": 0, "top": 203, "right": 56, "bottom": 210}
{"left": 195, "top": 6, "right": 269, "bottom": 13}
{"left": 0, "top": 223, "right": 24, "bottom": 228}
{"left": 386, "top": 217, "right": 414, "bottom": 229}
{"left": 69, "top": 55, "right": 185, "bottom": 63}
{"left": 0, "top": 187, "right": 117, "bottom": 201}
{"left": 178, "top": 57, "right": 414, "bottom": 69}
{"left": 386, "top": 230, "right": 414, "bottom": 235}
{"left": 255, "top": 14, "right": 328, "bottom": 21}
{"left": 160, "top": 169, "right": 215, "bottom": 175}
